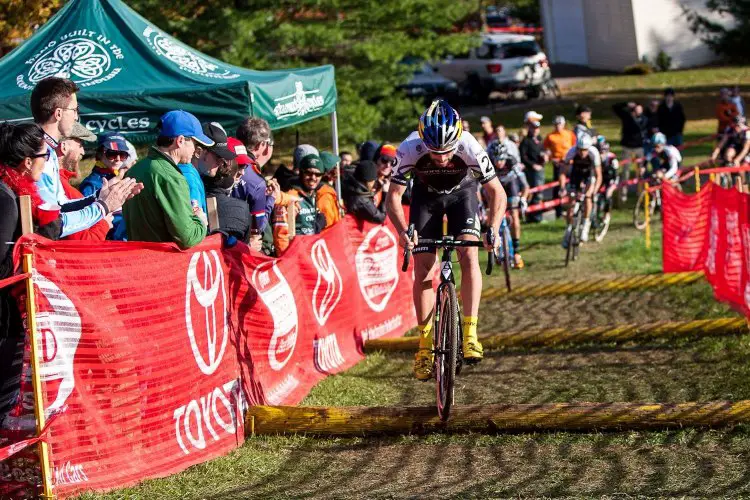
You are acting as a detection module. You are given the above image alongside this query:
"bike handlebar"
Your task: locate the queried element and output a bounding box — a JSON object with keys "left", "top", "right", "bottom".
{"left": 401, "top": 224, "right": 495, "bottom": 276}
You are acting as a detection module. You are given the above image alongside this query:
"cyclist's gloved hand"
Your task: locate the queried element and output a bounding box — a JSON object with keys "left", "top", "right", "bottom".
{"left": 399, "top": 228, "right": 417, "bottom": 250}
{"left": 483, "top": 228, "right": 499, "bottom": 252}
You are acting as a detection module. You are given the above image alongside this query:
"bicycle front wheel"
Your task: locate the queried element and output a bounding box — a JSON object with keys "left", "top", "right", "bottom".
{"left": 633, "top": 190, "right": 654, "bottom": 231}
{"left": 434, "top": 282, "right": 459, "bottom": 422}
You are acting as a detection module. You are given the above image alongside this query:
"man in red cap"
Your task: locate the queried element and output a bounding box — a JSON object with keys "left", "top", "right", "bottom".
{"left": 202, "top": 137, "right": 253, "bottom": 244}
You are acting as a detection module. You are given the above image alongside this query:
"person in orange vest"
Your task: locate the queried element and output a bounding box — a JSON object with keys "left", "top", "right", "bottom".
{"left": 543, "top": 116, "right": 576, "bottom": 217}
{"left": 716, "top": 88, "right": 740, "bottom": 135}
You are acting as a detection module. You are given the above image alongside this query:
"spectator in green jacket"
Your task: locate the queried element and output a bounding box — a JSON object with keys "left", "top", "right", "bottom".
{"left": 123, "top": 110, "right": 214, "bottom": 249}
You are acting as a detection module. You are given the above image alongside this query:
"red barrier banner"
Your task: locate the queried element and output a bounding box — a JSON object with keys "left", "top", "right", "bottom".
{"left": 662, "top": 182, "right": 750, "bottom": 317}
{"left": 0, "top": 216, "right": 416, "bottom": 498}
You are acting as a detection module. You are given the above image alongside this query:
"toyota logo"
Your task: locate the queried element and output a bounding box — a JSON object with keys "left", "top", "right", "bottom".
{"left": 185, "top": 251, "right": 228, "bottom": 375}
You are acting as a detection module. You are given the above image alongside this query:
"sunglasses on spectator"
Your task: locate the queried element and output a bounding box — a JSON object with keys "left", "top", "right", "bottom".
{"left": 303, "top": 170, "right": 322, "bottom": 178}
{"left": 30, "top": 150, "right": 51, "bottom": 161}
{"left": 105, "top": 150, "right": 130, "bottom": 160}
{"left": 265, "top": 137, "right": 275, "bottom": 147}
{"left": 378, "top": 157, "right": 396, "bottom": 166}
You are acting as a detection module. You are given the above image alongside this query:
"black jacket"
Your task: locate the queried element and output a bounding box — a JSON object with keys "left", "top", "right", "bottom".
{"left": 342, "top": 175, "right": 386, "bottom": 224}
{"left": 0, "top": 180, "right": 61, "bottom": 418}
{"left": 204, "top": 185, "right": 252, "bottom": 243}
{"left": 520, "top": 135, "right": 545, "bottom": 168}
{"left": 644, "top": 109, "right": 659, "bottom": 136}
{"left": 657, "top": 100, "right": 686, "bottom": 137}
{"left": 613, "top": 102, "right": 649, "bottom": 148}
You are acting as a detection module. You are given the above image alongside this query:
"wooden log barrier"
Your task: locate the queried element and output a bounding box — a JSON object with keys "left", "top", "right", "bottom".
{"left": 365, "top": 317, "right": 747, "bottom": 352}
{"left": 247, "top": 400, "right": 750, "bottom": 436}
{"left": 481, "top": 272, "right": 704, "bottom": 300}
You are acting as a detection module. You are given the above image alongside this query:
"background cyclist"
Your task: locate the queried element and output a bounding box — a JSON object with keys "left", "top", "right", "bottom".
{"left": 385, "top": 100, "right": 506, "bottom": 381}
{"left": 486, "top": 140, "right": 529, "bottom": 269}
{"left": 646, "top": 132, "right": 682, "bottom": 183}
{"left": 560, "top": 134, "right": 602, "bottom": 246}
{"left": 595, "top": 135, "right": 620, "bottom": 228}
{"left": 711, "top": 115, "right": 750, "bottom": 168}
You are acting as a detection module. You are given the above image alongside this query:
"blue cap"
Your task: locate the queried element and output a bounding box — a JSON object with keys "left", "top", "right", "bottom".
{"left": 98, "top": 132, "right": 129, "bottom": 152}
{"left": 158, "top": 110, "right": 214, "bottom": 147}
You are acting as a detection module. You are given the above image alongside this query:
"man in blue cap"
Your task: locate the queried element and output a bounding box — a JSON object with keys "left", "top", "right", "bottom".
{"left": 79, "top": 132, "right": 132, "bottom": 239}
{"left": 123, "top": 110, "right": 214, "bottom": 249}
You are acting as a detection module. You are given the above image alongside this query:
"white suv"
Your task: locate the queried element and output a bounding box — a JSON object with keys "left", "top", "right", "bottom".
{"left": 434, "top": 33, "right": 549, "bottom": 100}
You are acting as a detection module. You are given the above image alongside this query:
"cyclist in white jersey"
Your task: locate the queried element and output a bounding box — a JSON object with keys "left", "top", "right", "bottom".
{"left": 386, "top": 100, "right": 506, "bottom": 381}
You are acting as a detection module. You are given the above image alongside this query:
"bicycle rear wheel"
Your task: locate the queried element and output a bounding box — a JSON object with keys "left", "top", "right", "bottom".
{"left": 564, "top": 219, "right": 577, "bottom": 267}
{"left": 434, "top": 282, "right": 459, "bottom": 421}
{"left": 501, "top": 226, "right": 512, "bottom": 292}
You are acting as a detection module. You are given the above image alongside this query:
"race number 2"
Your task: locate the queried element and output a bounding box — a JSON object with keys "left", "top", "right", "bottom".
{"left": 477, "top": 152, "right": 493, "bottom": 178}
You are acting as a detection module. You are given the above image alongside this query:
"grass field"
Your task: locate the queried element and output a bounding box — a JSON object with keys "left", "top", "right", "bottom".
{"left": 76, "top": 66, "right": 750, "bottom": 499}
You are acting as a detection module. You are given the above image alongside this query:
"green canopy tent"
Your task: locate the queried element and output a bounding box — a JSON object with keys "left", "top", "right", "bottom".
{"left": 0, "top": 0, "right": 339, "bottom": 153}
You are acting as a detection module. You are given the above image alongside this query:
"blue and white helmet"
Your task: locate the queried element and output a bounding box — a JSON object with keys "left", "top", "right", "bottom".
{"left": 487, "top": 141, "right": 509, "bottom": 163}
{"left": 418, "top": 99, "right": 463, "bottom": 153}
{"left": 652, "top": 132, "right": 667, "bottom": 145}
{"left": 576, "top": 133, "right": 593, "bottom": 150}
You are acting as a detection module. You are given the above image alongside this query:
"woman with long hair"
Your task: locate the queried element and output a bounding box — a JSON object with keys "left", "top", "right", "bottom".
{"left": 0, "top": 122, "right": 62, "bottom": 274}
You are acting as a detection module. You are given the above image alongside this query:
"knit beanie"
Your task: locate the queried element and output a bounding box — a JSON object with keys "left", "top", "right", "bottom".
{"left": 293, "top": 144, "right": 319, "bottom": 168}
{"left": 354, "top": 160, "right": 378, "bottom": 183}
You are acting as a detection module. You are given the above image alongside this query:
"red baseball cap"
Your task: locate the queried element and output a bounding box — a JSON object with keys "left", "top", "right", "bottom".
{"left": 227, "top": 137, "right": 253, "bottom": 165}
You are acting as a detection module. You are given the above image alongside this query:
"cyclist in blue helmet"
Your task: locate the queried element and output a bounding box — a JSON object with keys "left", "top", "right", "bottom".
{"left": 386, "top": 99, "right": 507, "bottom": 380}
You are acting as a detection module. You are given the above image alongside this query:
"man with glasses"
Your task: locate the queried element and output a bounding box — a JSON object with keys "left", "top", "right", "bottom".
{"left": 57, "top": 123, "right": 113, "bottom": 241}
{"left": 233, "top": 117, "right": 285, "bottom": 249}
{"left": 31, "top": 77, "right": 141, "bottom": 238}
{"left": 272, "top": 154, "right": 327, "bottom": 254}
{"left": 123, "top": 110, "right": 214, "bottom": 249}
{"left": 79, "top": 133, "right": 133, "bottom": 240}
{"left": 182, "top": 122, "right": 237, "bottom": 214}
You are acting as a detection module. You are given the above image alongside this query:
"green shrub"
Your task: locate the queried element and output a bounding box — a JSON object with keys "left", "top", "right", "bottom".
{"left": 623, "top": 63, "right": 653, "bottom": 75}
{"left": 656, "top": 50, "right": 672, "bottom": 72}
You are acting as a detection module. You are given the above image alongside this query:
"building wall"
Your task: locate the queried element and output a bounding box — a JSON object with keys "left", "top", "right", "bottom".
{"left": 582, "top": 0, "right": 639, "bottom": 71}
{"left": 540, "top": 0, "right": 589, "bottom": 65}
{"left": 631, "top": 0, "right": 724, "bottom": 69}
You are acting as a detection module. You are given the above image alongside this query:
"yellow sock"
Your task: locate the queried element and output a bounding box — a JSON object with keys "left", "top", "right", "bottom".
{"left": 417, "top": 323, "right": 433, "bottom": 349}
{"left": 463, "top": 316, "right": 478, "bottom": 340}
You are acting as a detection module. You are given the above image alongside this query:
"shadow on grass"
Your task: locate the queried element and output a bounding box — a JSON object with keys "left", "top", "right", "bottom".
{"left": 205, "top": 418, "right": 750, "bottom": 499}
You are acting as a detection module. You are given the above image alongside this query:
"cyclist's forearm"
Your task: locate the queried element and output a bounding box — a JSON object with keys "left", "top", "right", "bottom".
{"left": 485, "top": 179, "right": 507, "bottom": 232}
{"left": 737, "top": 144, "right": 750, "bottom": 164}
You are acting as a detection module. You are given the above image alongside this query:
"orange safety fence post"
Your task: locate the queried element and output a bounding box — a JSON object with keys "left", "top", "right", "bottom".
{"left": 19, "top": 196, "right": 54, "bottom": 499}
{"left": 695, "top": 166, "right": 701, "bottom": 192}
{"left": 644, "top": 183, "right": 651, "bottom": 249}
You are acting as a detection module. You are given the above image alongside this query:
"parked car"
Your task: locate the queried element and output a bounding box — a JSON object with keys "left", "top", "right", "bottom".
{"left": 433, "top": 33, "right": 550, "bottom": 101}
{"left": 400, "top": 60, "right": 459, "bottom": 104}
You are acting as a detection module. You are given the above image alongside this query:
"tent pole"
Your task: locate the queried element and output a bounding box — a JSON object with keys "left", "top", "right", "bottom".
{"left": 331, "top": 111, "right": 342, "bottom": 205}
